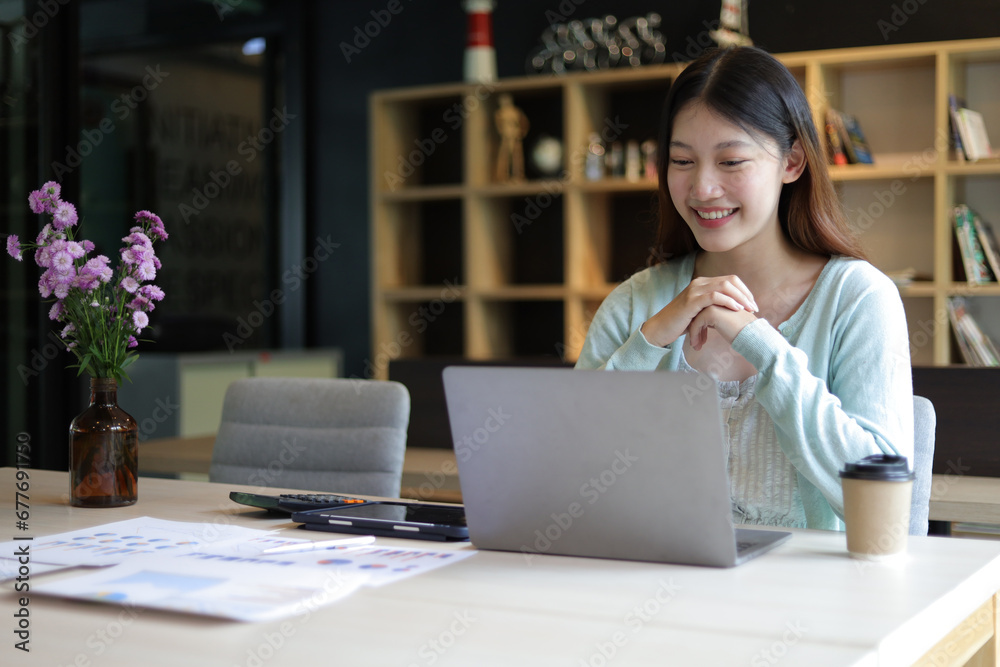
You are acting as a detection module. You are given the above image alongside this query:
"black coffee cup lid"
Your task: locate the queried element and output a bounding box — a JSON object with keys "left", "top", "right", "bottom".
{"left": 839, "top": 454, "right": 915, "bottom": 481}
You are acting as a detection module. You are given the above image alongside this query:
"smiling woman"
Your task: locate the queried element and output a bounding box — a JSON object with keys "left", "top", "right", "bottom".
{"left": 575, "top": 46, "right": 914, "bottom": 533}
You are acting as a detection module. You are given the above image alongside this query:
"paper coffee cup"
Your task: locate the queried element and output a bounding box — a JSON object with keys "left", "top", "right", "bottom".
{"left": 839, "top": 455, "right": 915, "bottom": 561}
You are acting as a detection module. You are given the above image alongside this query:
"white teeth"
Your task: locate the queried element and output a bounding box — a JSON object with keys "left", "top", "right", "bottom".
{"left": 695, "top": 208, "right": 736, "bottom": 220}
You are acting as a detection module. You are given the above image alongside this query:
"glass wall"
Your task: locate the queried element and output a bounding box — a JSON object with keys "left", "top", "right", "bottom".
{"left": 80, "top": 43, "right": 276, "bottom": 351}
{"left": 0, "top": 0, "right": 301, "bottom": 468}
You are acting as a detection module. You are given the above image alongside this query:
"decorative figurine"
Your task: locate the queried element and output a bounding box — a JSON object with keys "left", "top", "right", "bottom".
{"left": 710, "top": 0, "right": 753, "bottom": 48}
{"left": 495, "top": 94, "right": 529, "bottom": 182}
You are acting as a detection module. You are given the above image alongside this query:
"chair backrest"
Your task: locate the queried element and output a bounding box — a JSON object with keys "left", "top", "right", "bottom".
{"left": 209, "top": 377, "right": 410, "bottom": 497}
{"left": 910, "top": 395, "right": 937, "bottom": 536}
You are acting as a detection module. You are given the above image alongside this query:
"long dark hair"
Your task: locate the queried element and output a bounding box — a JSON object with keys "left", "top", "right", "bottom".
{"left": 650, "top": 46, "right": 866, "bottom": 264}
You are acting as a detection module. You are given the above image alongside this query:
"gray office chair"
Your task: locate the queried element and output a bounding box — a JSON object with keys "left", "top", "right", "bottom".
{"left": 910, "top": 395, "right": 937, "bottom": 536}
{"left": 209, "top": 377, "right": 410, "bottom": 497}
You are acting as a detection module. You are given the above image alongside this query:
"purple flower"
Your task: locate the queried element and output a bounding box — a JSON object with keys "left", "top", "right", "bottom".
{"left": 123, "top": 231, "right": 151, "bottom": 248}
{"left": 11, "top": 185, "right": 167, "bottom": 382}
{"left": 129, "top": 295, "right": 151, "bottom": 311}
{"left": 130, "top": 245, "right": 151, "bottom": 264}
{"left": 137, "top": 261, "right": 156, "bottom": 281}
{"left": 36, "top": 224, "right": 53, "bottom": 245}
{"left": 41, "top": 181, "right": 61, "bottom": 199}
{"left": 27, "top": 191, "right": 48, "bottom": 214}
{"left": 52, "top": 250, "right": 74, "bottom": 274}
{"left": 66, "top": 241, "right": 85, "bottom": 258}
{"left": 52, "top": 201, "right": 78, "bottom": 230}
{"left": 6, "top": 235, "right": 21, "bottom": 260}
{"left": 83, "top": 256, "right": 113, "bottom": 283}
{"left": 38, "top": 275, "right": 53, "bottom": 298}
{"left": 140, "top": 284, "right": 165, "bottom": 301}
{"left": 35, "top": 246, "right": 51, "bottom": 268}
{"left": 75, "top": 273, "right": 100, "bottom": 291}
{"left": 135, "top": 210, "right": 168, "bottom": 240}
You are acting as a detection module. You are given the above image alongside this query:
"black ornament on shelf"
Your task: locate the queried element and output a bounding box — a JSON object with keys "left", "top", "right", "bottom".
{"left": 525, "top": 14, "right": 666, "bottom": 75}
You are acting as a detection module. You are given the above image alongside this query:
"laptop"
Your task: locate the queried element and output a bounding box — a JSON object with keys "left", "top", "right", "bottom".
{"left": 442, "top": 366, "right": 791, "bottom": 568}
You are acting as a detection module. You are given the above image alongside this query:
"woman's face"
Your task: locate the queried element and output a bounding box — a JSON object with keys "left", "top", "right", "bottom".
{"left": 666, "top": 101, "right": 803, "bottom": 256}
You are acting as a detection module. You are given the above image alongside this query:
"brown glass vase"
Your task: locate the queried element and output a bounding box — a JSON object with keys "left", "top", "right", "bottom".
{"left": 69, "top": 377, "right": 138, "bottom": 507}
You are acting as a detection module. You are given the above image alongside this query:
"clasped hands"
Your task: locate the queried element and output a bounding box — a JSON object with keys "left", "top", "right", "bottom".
{"left": 640, "top": 275, "right": 759, "bottom": 350}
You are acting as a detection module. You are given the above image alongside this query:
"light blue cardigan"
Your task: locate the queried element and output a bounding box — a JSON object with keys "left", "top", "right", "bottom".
{"left": 575, "top": 253, "right": 914, "bottom": 531}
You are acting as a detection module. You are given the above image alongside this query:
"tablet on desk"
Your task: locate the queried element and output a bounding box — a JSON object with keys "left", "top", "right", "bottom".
{"left": 291, "top": 502, "right": 469, "bottom": 542}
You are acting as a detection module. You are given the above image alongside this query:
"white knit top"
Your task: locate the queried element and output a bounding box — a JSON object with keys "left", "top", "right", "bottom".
{"left": 681, "top": 356, "right": 808, "bottom": 528}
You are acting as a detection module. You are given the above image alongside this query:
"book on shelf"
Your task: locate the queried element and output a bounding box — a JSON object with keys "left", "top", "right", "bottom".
{"left": 825, "top": 108, "right": 873, "bottom": 165}
{"left": 824, "top": 109, "right": 848, "bottom": 165}
{"left": 947, "top": 297, "right": 1000, "bottom": 367}
{"left": 953, "top": 107, "right": 995, "bottom": 161}
{"left": 838, "top": 111, "right": 873, "bottom": 164}
{"left": 972, "top": 211, "right": 1000, "bottom": 282}
{"left": 953, "top": 204, "right": 995, "bottom": 284}
{"left": 948, "top": 95, "right": 967, "bottom": 158}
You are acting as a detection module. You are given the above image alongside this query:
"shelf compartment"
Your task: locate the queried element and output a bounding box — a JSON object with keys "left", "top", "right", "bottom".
{"left": 466, "top": 194, "right": 564, "bottom": 287}
{"left": 950, "top": 56, "right": 1000, "bottom": 155}
{"left": 475, "top": 86, "right": 564, "bottom": 185}
{"left": 838, "top": 178, "right": 935, "bottom": 281}
{"left": 947, "top": 295, "right": 1000, "bottom": 366}
{"left": 608, "top": 192, "right": 660, "bottom": 284}
{"left": 950, "top": 174, "right": 1000, "bottom": 285}
{"left": 567, "top": 191, "right": 658, "bottom": 291}
{"left": 818, "top": 58, "right": 936, "bottom": 163}
{"left": 379, "top": 299, "right": 465, "bottom": 359}
{"left": 375, "top": 199, "right": 463, "bottom": 288}
{"left": 477, "top": 299, "right": 565, "bottom": 359}
{"left": 566, "top": 79, "right": 667, "bottom": 183}
{"left": 952, "top": 175, "right": 1000, "bottom": 224}
{"left": 373, "top": 94, "right": 466, "bottom": 191}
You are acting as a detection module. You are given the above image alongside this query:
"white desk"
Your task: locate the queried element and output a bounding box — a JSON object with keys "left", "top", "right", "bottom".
{"left": 4, "top": 468, "right": 1000, "bottom": 667}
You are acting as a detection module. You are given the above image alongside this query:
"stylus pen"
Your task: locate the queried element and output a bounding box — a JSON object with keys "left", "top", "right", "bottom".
{"left": 260, "top": 535, "right": 376, "bottom": 555}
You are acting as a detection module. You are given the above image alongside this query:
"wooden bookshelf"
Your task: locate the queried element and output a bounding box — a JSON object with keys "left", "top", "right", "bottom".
{"left": 370, "top": 37, "right": 1000, "bottom": 377}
